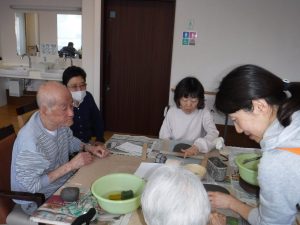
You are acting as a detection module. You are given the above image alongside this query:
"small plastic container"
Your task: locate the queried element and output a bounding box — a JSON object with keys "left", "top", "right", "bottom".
{"left": 155, "top": 153, "right": 167, "bottom": 163}
{"left": 207, "top": 157, "right": 227, "bottom": 182}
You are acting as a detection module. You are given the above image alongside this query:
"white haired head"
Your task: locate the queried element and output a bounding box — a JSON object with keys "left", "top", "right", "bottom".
{"left": 141, "top": 165, "right": 210, "bottom": 225}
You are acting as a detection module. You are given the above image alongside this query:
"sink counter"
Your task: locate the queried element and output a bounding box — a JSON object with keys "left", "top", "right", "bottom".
{"left": 0, "top": 66, "right": 63, "bottom": 106}
{"left": 0, "top": 65, "right": 30, "bottom": 76}
{"left": 0, "top": 67, "right": 63, "bottom": 81}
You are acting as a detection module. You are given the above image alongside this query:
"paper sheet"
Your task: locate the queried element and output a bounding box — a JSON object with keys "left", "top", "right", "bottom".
{"left": 134, "top": 162, "right": 162, "bottom": 180}
{"left": 116, "top": 142, "right": 151, "bottom": 156}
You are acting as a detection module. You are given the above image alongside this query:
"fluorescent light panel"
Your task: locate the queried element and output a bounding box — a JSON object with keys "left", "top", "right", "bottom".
{"left": 10, "top": 5, "right": 81, "bottom": 12}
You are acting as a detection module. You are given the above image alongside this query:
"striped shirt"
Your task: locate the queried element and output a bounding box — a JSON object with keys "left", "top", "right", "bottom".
{"left": 11, "top": 112, "right": 82, "bottom": 203}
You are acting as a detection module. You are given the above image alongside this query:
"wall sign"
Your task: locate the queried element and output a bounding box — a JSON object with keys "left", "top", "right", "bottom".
{"left": 182, "top": 31, "right": 197, "bottom": 46}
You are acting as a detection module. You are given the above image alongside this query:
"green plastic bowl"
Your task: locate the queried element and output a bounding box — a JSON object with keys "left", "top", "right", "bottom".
{"left": 91, "top": 173, "right": 145, "bottom": 214}
{"left": 235, "top": 153, "right": 260, "bottom": 186}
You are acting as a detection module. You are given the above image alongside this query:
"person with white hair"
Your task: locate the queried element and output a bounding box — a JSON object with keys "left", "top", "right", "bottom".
{"left": 141, "top": 165, "right": 225, "bottom": 225}
{"left": 11, "top": 81, "right": 109, "bottom": 215}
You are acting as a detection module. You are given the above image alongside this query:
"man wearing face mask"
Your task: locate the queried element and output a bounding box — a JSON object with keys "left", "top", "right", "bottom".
{"left": 62, "top": 66, "right": 105, "bottom": 144}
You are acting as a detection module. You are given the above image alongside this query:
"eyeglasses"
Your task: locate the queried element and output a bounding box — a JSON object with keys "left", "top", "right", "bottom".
{"left": 67, "top": 83, "right": 87, "bottom": 91}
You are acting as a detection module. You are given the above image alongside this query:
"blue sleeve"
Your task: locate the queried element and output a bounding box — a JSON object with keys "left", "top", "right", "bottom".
{"left": 88, "top": 92, "right": 105, "bottom": 142}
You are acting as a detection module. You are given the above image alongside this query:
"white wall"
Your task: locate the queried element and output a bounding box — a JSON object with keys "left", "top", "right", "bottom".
{"left": 170, "top": 0, "right": 300, "bottom": 99}
{"left": 39, "top": 12, "right": 57, "bottom": 45}
{"left": 167, "top": 0, "right": 300, "bottom": 124}
{"left": 81, "top": 0, "right": 101, "bottom": 110}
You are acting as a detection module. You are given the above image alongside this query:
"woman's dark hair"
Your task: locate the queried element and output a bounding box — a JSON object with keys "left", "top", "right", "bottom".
{"left": 62, "top": 66, "right": 87, "bottom": 86}
{"left": 174, "top": 77, "right": 205, "bottom": 109}
{"left": 215, "top": 64, "right": 300, "bottom": 127}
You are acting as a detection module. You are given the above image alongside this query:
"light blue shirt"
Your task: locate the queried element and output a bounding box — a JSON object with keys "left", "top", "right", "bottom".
{"left": 11, "top": 112, "right": 82, "bottom": 203}
{"left": 248, "top": 111, "right": 300, "bottom": 225}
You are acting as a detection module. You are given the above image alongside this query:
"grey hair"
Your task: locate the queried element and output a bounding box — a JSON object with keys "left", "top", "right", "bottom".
{"left": 141, "top": 165, "right": 210, "bottom": 225}
{"left": 36, "top": 81, "right": 63, "bottom": 109}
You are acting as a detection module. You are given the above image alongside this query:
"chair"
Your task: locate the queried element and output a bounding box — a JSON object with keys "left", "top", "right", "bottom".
{"left": 0, "top": 124, "right": 45, "bottom": 225}
{"left": 16, "top": 101, "right": 38, "bottom": 129}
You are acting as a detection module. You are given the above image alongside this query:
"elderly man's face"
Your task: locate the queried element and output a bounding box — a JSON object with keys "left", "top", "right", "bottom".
{"left": 48, "top": 92, "right": 74, "bottom": 128}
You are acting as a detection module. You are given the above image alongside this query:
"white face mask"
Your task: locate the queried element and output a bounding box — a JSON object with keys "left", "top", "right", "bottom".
{"left": 71, "top": 90, "right": 86, "bottom": 106}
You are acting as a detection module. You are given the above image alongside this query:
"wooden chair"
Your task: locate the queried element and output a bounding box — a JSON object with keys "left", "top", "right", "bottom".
{"left": 0, "top": 124, "right": 45, "bottom": 225}
{"left": 16, "top": 101, "right": 38, "bottom": 129}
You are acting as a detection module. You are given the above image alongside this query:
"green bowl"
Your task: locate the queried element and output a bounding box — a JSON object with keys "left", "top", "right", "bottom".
{"left": 235, "top": 153, "right": 260, "bottom": 186}
{"left": 91, "top": 173, "right": 145, "bottom": 214}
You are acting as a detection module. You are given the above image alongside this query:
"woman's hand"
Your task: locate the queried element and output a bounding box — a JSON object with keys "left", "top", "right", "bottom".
{"left": 208, "top": 191, "right": 235, "bottom": 209}
{"left": 181, "top": 145, "right": 199, "bottom": 158}
{"left": 208, "top": 191, "right": 253, "bottom": 221}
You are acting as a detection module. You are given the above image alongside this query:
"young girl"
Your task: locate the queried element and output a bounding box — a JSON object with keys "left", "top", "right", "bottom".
{"left": 209, "top": 64, "right": 300, "bottom": 225}
{"left": 159, "top": 77, "right": 219, "bottom": 157}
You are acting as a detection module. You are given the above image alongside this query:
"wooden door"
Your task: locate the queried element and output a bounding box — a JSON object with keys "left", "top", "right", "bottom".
{"left": 102, "top": 0, "right": 175, "bottom": 136}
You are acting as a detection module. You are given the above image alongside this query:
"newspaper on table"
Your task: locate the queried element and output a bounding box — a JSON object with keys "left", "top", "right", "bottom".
{"left": 30, "top": 187, "right": 132, "bottom": 225}
{"left": 105, "top": 134, "right": 203, "bottom": 163}
{"left": 105, "top": 134, "right": 161, "bottom": 158}
{"left": 30, "top": 160, "right": 157, "bottom": 225}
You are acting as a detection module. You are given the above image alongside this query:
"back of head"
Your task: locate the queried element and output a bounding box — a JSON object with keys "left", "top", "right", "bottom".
{"left": 141, "top": 165, "right": 210, "bottom": 225}
{"left": 174, "top": 77, "right": 205, "bottom": 109}
{"left": 68, "top": 42, "right": 74, "bottom": 47}
{"left": 215, "top": 64, "right": 300, "bottom": 127}
{"left": 62, "top": 66, "right": 87, "bottom": 86}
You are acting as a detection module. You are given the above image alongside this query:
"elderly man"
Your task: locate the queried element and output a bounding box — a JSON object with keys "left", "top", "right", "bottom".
{"left": 11, "top": 81, "right": 109, "bottom": 214}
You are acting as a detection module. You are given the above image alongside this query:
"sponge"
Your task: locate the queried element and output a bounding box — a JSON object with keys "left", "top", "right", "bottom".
{"left": 108, "top": 190, "right": 134, "bottom": 200}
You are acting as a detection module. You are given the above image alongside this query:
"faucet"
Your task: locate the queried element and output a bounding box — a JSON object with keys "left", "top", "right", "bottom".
{"left": 21, "top": 53, "right": 32, "bottom": 68}
{"left": 63, "top": 55, "right": 73, "bottom": 66}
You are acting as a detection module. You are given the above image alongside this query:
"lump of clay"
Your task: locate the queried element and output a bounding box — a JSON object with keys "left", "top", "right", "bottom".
{"left": 60, "top": 187, "right": 80, "bottom": 202}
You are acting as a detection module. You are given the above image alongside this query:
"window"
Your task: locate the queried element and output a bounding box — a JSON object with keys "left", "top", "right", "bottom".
{"left": 57, "top": 14, "right": 82, "bottom": 52}
{"left": 15, "top": 12, "right": 26, "bottom": 55}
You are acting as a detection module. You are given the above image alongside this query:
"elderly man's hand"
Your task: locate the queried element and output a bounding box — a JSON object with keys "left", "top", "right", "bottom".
{"left": 70, "top": 152, "right": 94, "bottom": 170}
{"left": 86, "top": 144, "right": 110, "bottom": 158}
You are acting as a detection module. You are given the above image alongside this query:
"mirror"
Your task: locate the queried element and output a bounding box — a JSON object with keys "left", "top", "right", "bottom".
{"left": 15, "top": 12, "right": 39, "bottom": 56}
{"left": 14, "top": 11, "right": 82, "bottom": 58}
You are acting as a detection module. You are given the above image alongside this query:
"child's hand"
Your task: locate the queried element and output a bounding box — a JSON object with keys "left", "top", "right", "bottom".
{"left": 181, "top": 145, "right": 199, "bottom": 158}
